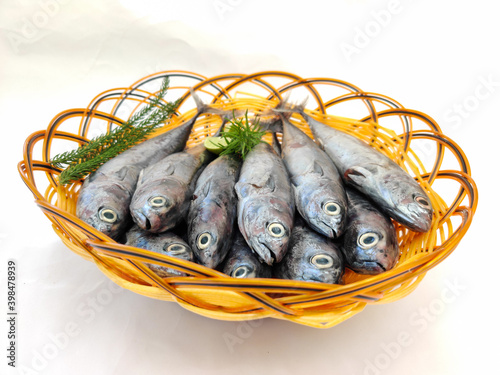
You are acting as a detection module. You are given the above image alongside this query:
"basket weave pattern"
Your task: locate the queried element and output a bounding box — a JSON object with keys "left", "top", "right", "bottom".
{"left": 18, "top": 71, "right": 477, "bottom": 328}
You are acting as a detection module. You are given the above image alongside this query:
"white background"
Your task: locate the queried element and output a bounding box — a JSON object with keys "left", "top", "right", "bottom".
{"left": 1, "top": 0, "right": 497, "bottom": 374}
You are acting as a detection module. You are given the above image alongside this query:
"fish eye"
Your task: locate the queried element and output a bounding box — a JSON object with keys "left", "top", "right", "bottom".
{"left": 310, "top": 254, "right": 334, "bottom": 269}
{"left": 358, "top": 232, "right": 380, "bottom": 249}
{"left": 323, "top": 201, "right": 341, "bottom": 216}
{"left": 267, "top": 223, "right": 286, "bottom": 238}
{"left": 232, "top": 266, "right": 250, "bottom": 278}
{"left": 99, "top": 208, "right": 117, "bottom": 223}
{"left": 149, "top": 196, "right": 167, "bottom": 208}
{"left": 166, "top": 244, "right": 186, "bottom": 255}
{"left": 415, "top": 196, "right": 430, "bottom": 208}
{"left": 197, "top": 232, "right": 212, "bottom": 249}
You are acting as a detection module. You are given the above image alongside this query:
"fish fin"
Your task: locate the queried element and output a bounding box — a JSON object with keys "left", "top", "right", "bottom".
{"left": 137, "top": 169, "right": 145, "bottom": 185}
{"left": 163, "top": 163, "right": 175, "bottom": 176}
{"left": 259, "top": 116, "right": 283, "bottom": 133}
{"left": 345, "top": 166, "right": 371, "bottom": 186}
{"left": 235, "top": 172, "right": 276, "bottom": 199}
{"left": 272, "top": 95, "right": 308, "bottom": 115}
{"left": 114, "top": 166, "right": 129, "bottom": 181}
{"left": 196, "top": 180, "right": 212, "bottom": 200}
{"left": 252, "top": 171, "right": 276, "bottom": 193}
{"left": 234, "top": 181, "right": 249, "bottom": 199}
{"left": 265, "top": 174, "right": 276, "bottom": 192}
{"left": 190, "top": 88, "right": 243, "bottom": 120}
{"left": 310, "top": 160, "right": 324, "bottom": 176}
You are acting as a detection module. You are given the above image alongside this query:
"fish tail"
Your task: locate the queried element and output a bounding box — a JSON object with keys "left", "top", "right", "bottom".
{"left": 259, "top": 95, "right": 308, "bottom": 133}
{"left": 259, "top": 116, "right": 283, "bottom": 133}
{"left": 190, "top": 87, "right": 245, "bottom": 120}
{"left": 272, "top": 94, "right": 308, "bottom": 114}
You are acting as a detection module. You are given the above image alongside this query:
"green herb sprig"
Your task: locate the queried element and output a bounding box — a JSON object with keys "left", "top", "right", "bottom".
{"left": 217, "top": 110, "right": 266, "bottom": 160}
{"left": 51, "top": 77, "right": 180, "bottom": 185}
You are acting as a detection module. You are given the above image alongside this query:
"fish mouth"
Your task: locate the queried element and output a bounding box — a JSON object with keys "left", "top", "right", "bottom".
{"left": 301, "top": 274, "right": 325, "bottom": 283}
{"left": 249, "top": 238, "right": 276, "bottom": 265}
{"left": 132, "top": 211, "right": 166, "bottom": 233}
{"left": 356, "top": 260, "right": 387, "bottom": 274}
{"left": 131, "top": 211, "right": 148, "bottom": 229}
{"left": 320, "top": 220, "right": 336, "bottom": 239}
{"left": 197, "top": 250, "right": 216, "bottom": 269}
{"left": 311, "top": 219, "right": 336, "bottom": 239}
{"left": 132, "top": 211, "right": 159, "bottom": 232}
{"left": 300, "top": 273, "right": 334, "bottom": 284}
{"left": 398, "top": 206, "right": 433, "bottom": 232}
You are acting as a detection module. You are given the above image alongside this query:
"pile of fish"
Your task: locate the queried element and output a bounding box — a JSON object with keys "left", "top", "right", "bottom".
{"left": 76, "top": 96, "right": 433, "bottom": 284}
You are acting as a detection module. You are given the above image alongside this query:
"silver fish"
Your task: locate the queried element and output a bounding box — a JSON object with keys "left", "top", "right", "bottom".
{"left": 75, "top": 88, "right": 225, "bottom": 240}
{"left": 296, "top": 111, "right": 433, "bottom": 232}
{"left": 278, "top": 115, "right": 347, "bottom": 239}
{"left": 125, "top": 224, "right": 194, "bottom": 277}
{"left": 222, "top": 233, "right": 272, "bottom": 278}
{"left": 235, "top": 142, "right": 295, "bottom": 265}
{"left": 273, "top": 219, "right": 344, "bottom": 284}
{"left": 130, "top": 143, "right": 214, "bottom": 233}
{"left": 341, "top": 188, "right": 399, "bottom": 274}
{"left": 76, "top": 114, "right": 205, "bottom": 240}
{"left": 187, "top": 154, "right": 241, "bottom": 269}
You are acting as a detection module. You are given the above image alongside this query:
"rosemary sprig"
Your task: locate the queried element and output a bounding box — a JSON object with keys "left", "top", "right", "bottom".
{"left": 218, "top": 110, "right": 266, "bottom": 160}
{"left": 51, "top": 77, "right": 180, "bottom": 185}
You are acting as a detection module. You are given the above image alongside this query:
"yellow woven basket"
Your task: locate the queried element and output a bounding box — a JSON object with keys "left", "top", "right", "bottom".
{"left": 18, "top": 71, "right": 478, "bottom": 328}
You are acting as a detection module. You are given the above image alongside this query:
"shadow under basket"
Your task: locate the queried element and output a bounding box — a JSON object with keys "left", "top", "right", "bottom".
{"left": 18, "top": 71, "right": 478, "bottom": 328}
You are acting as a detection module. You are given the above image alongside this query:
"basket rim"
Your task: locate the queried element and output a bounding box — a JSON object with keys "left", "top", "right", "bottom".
{"left": 18, "top": 70, "right": 478, "bottom": 328}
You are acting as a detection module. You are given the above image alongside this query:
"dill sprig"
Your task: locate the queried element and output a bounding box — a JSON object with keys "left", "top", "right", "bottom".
{"left": 218, "top": 110, "right": 266, "bottom": 160}
{"left": 51, "top": 77, "right": 180, "bottom": 185}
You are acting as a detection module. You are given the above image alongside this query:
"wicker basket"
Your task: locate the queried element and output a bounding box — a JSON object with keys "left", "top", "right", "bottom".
{"left": 18, "top": 71, "right": 477, "bottom": 328}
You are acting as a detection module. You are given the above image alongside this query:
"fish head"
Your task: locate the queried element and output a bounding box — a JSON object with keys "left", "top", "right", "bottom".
{"left": 144, "top": 232, "right": 194, "bottom": 262}
{"left": 126, "top": 228, "right": 193, "bottom": 277}
{"left": 299, "top": 248, "right": 344, "bottom": 284}
{"left": 222, "top": 234, "right": 272, "bottom": 279}
{"left": 380, "top": 176, "right": 434, "bottom": 232}
{"left": 278, "top": 225, "right": 344, "bottom": 284}
{"left": 225, "top": 260, "right": 258, "bottom": 279}
{"left": 342, "top": 214, "right": 399, "bottom": 274}
{"left": 239, "top": 197, "right": 294, "bottom": 265}
{"left": 188, "top": 201, "right": 232, "bottom": 269}
{"left": 346, "top": 166, "right": 433, "bottom": 232}
{"left": 297, "top": 181, "right": 347, "bottom": 239}
{"left": 76, "top": 182, "right": 131, "bottom": 240}
{"left": 130, "top": 179, "right": 185, "bottom": 233}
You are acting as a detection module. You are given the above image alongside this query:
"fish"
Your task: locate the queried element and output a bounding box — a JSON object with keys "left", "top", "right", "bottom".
{"left": 278, "top": 114, "right": 348, "bottom": 239}
{"left": 288, "top": 108, "right": 433, "bottom": 232}
{"left": 340, "top": 188, "right": 399, "bottom": 274}
{"left": 76, "top": 91, "right": 223, "bottom": 240}
{"left": 273, "top": 218, "right": 344, "bottom": 284}
{"left": 234, "top": 142, "right": 295, "bottom": 265}
{"left": 130, "top": 142, "right": 214, "bottom": 233}
{"left": 187, "top": 154, "right": 241, "bottom": 269}
{"left": 124, "top": 224, "right": 194, "bottom": 277}
{"left": 222, "top": 232, "right": 272, "bottom": 278}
